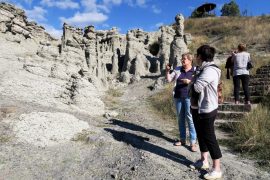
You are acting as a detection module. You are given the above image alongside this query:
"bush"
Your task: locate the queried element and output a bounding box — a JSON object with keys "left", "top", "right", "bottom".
{"left": 221, "top": 0, "right": 240, "bottom": 17}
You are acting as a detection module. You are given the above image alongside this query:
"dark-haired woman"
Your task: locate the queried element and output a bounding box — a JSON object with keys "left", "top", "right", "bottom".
{"left": 189, "top": 45, "right": 222, "bottom": 179}
{"left": 232, "top": 43, "right": 251, "bottom": 104}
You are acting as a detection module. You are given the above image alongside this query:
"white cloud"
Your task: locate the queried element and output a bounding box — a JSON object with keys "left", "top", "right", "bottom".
{"left": 125, "top": 0, "right": 147, "bottom": 7}
{"left": 103, "top": 0, "right": 122, "bottom": 5}
{"left": 81, "top": 0, "right": 99, "bottom": 12}
{"left": 24, "top": 0, "right": 33, "bottom": 4}
{"left": 60, "top": 12, "right": 108, "bottom": 27}
{"left": 136, "top": 0, "right": 146, "bottom": 7}
{"left": 41, "top": 23, "right": 62, "bottom": 39}
{"left": 25, "top": 6, "right": 47, "bottom": 22}
{"left": 152, "top": 5, "right": 161, "bottom": 14}
{"left": 41, "top": 0, "right": 79, "bottom": 9}
{"left": 155, "top": 22, "right": 163, "bottom": 28}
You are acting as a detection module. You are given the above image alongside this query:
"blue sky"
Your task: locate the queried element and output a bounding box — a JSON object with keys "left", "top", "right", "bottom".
{"left": 2, "top": 0, "right": 270, "bottom": 38}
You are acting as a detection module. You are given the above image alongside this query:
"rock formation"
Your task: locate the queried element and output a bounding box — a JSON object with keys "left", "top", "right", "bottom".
{"left": 0, "top": 2, "right": 193, "bottom": 116}
{"left": 121, "top": 29, "right": 161, "bottom": 82}
{"left": 158, "top": 26, "right": 175, "bottom": 74}
{"left": 169, "top": 14, "right": 188, "bottom": 69}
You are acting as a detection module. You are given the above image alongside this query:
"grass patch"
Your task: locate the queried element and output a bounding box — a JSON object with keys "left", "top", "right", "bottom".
{"left": 71, "top": 130, "right": 95, "bottom": 143}
{"left": 220, "top": 99, "right": 270, "bottom": 170}
{"left": 102, "top": 88, "right": 123, "bottom": 110}
{"left": 107, "top": 88, "right": 123, "bottom": 97}
{"left": 0, "top": 135, "right": 11, "bottom": 143}
{"left": 148, "top": 84, "right": 176, "bottom": 121}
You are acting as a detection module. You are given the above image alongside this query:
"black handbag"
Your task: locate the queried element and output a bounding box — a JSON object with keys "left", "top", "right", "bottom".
{"left": 247, "top": 61, "right": 253, "bottom": 70}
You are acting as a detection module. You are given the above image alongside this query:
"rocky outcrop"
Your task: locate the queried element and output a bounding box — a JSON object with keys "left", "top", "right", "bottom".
{"left": 0, "top": 2, "right": 55, "bottom": 41}
{"left": 0, "top": 2, "right": 193, "bottom": 116}
{"left": 158, "top": 26, "right": 174, "bottom": 74}
{"left": 169, "top": 14, "right": 188, "bottom": 69}
{"left": 121, "top": 29, "right": 161, "bottom": 82}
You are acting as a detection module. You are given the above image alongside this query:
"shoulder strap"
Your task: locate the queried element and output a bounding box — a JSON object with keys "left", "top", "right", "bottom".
{"left": 209, "top": 64, "right": 219, "bottom": 69}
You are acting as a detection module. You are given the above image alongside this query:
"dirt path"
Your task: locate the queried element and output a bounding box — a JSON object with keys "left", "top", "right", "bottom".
{"left": 0, "top": 78, "right": 269, "bottom": 179}
{"left": 102, "top": 78, "right": 270, "bottom": 179}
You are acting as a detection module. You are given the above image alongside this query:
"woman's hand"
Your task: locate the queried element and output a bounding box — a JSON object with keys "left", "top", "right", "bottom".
{"left": 166, "top": 64, "right": 171, "bottom": 73}
{"left": 181, "top": 78, "right": 191, "bottom": 84}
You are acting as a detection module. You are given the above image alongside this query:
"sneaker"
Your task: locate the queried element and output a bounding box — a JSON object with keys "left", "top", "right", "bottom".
{"left": 204, "top": 170, "right": 222, "bottom": 179}
{"left": 190, "top": 144, "right": 197, "bottom": 152}
{"left": 173, "top": 140, "right": 186, "bottom": 146}
{"left": 244, "top": 101, "right": 251, "bottom": 105}
{"left": 189, "top": 160, "right": 209, "bottom": 170}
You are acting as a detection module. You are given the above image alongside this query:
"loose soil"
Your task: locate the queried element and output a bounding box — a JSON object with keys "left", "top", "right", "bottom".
{"left": 0, "top": 78, "right": 269, "bottom": 179}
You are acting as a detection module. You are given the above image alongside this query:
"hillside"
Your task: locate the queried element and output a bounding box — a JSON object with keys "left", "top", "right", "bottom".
{"left": 185, "top": 16, "right": 270, "bottom": 55}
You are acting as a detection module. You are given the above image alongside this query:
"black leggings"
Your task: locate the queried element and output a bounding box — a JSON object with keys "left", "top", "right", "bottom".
{"left": 233, "top": 75, "right": 250, "bottom": 102}
{"left": 191, "top": 109, "right": 222, "bottom": 160}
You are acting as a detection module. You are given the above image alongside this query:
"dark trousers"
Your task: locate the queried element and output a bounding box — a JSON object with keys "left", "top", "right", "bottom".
{"left": 191, "top": 109, "right": 222, "bottom": 160}
{"left": 233, "top": 75, "right": 250, "bottom": 102}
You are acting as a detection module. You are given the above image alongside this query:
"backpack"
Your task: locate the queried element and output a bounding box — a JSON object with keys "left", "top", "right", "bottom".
{"left": 209, "top": 64, "right": 224, "bottom": 104}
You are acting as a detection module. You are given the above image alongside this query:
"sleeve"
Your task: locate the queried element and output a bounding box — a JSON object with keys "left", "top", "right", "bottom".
{"left": 193, "top": 67, "right": 216, "bottom": 93}
{"left": 166, "top": 71, "right": 177, "bottom": 82}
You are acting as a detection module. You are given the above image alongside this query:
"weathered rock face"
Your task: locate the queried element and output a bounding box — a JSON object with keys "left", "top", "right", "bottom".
{"left": 0, "top": 3, "right": 105, "bottom": 116}
{"left": 158, "top": 26, "right": 175, "bottom": 73}
{"left": 0, "top": 2, "right": 192, "bottom": 116}
{"left": 121, "top": 29, "right": 161, "bottom": 82}
{"left": 0, "top": 2, "right": 55, "bottom": 41}
{"left": 169, "top": 14, "right": 188, "bottom": 69}
{"left": 61, "top": 23, "right": 127, "bottom": 85}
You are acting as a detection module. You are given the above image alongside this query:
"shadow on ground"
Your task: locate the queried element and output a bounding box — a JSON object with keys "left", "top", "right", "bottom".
{"left": 105, "top": 128, "right": 193, "bottom": 167}
{"left": 108, "top": 119, "right": 175, "bottom": 143}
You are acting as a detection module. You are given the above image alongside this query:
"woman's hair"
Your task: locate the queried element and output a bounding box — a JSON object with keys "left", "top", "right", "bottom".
{"left": 237, "top": 43, "right": 246, "bottom": 52}
{"left": 182, "top": 52, "right": 193, "bottom": 61}
{"left": 196, "top": 45, "right": 216, "bottom": 62}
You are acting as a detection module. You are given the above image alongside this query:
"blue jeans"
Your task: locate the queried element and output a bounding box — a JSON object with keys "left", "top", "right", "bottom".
{"left": 174, "top": 97, "right": 197, "bottom": 144}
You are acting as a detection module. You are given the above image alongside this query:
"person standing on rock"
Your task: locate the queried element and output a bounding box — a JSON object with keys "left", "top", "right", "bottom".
{"left": 166, "top": 53, "right": 197, "bottom": 152}
{"left": 189, "top": 45, "right": 222, "bottom": 179}
{"left": 232, "top": 43, "right": 251, "bottom": 105}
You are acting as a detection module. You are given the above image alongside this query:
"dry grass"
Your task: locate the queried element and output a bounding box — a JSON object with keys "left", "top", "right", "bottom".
{"left": 0, "top": 135, "right": 10, "bottom": 143}
{"left": 224, "top": 102, "right": 270, "bottom": 169}
{"left": 107, "top": 88, "right": 123, "bottom": 97}
{"left": 185, "top": 16, "right": 270, "bottom": 53}
{"left": 71, "top": 130, "right": 95, "bottom": 143}
{"left": 102, "top": 88, "right": 123, "bottom": 110}
{"left": 148, "top": 84, "right": 176, "bottom": 120}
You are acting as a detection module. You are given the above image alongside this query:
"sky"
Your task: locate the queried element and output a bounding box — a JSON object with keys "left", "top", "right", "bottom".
{"left": 1, "top": 0, "right": 270, "bottom": 38}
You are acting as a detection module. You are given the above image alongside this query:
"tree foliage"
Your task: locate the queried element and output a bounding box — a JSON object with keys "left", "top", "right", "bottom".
{"left": 221, "top": 0, "right": 240, "bottom": 16}
{"left": 190, "top": 10, "right": 216, "bottom": 18}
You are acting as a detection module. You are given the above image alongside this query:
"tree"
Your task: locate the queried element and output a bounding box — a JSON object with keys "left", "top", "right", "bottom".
{"left": 221, "top": 0, "right": 240, "bottom": 16}
{"left": 190, "top": 10, "right": 203, "bottom": 18}
{"left": 190, "top": 10, "right": 216, "bottom": 18}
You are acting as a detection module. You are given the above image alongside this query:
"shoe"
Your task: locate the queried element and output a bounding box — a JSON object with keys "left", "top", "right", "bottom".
{"left": 244, "top": 101, "right": 251, "bottom": 105}
{"left": 174, "top": 140, "right": 186, "bottom": 146}
{"left": 189, "top": 160, "right": 209, "bottom": 170}
{"left": 204, "top": 170, "right": 222, "bottom": 179}
{"left": 190, "top": 144, "right": 197, "bottom": 152}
